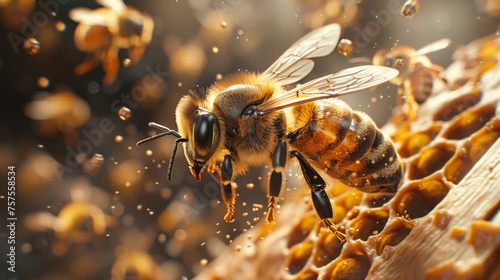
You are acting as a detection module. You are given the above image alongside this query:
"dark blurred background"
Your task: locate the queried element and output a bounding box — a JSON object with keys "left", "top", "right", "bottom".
{"left": 0, "top": 0, "right": 498, "bottom": 279}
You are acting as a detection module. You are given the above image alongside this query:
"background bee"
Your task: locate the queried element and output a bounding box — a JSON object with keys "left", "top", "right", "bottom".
{"left": 69, "top": 0, "right": 154, "bottom": 84}
{"left": 373, "top": 38, "right": 451, "bottom": 120}
{"left": 138, "top": 24, "right": 402, "bottom": 242}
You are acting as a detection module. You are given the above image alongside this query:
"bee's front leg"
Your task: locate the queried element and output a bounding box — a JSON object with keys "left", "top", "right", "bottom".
{"left": 266, "top": 139, "right": 287, "bottom": 222}
{"left": 221, "top": 155, "right": 236, "bottom": 223}
{"left": 291, "top": 150, "right": 347, "bottom": 242}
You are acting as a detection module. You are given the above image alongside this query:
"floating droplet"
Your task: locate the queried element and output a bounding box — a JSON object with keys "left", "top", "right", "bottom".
{"left": 23, "top": 38, "right": 40, "bottom": 55}
{"left": 115, "top": 135, "right": 123, "bottom": 142}
{"left": 212, "top": 46, "right": 219, "bottom": 54}
{"left": 395, "top": 58, "right": 404, "bottom": 66}
{"left": 146, "top": 150, "right": 153, "bottom": 156}
{"left": 123, "top": 58, "right": 131, "bottom": 67}
{"left": 118, "top": 107, "right": 132, "bottom": 120}
{"left": 37, "top": 77, "right": 50, "bottom": 88}
{"left": 178, "top": 82, "right": 183, "bottom": 87}
{"left": 237, "top": 29, "right": 244, "bottom": 36}
{"left": 337, "top": 38, "right": 353, "bottom": 56}
{"left": 246, "top": 183, "right": 254, "bottom": 189}
{"left": 215, "top": 73, "right": 223, "bottom": 80}
{"left": 235, "top": 245, "right": 242, "bottom": 252}
{"left": 401, "top": 0, "right": 420, "bottom": 18}
{"left": 200, "top": 259, "right": 208, "bottom": 267}
{"left": 220, "top": 21, "right": 227, "bottom": 28}
{"left": 55, "top": 21, "right": 66, "bottom": 32}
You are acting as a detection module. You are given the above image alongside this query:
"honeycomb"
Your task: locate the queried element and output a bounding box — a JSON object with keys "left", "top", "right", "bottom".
{"left": 194, "top": 34, "right": 500, "bottom": 280}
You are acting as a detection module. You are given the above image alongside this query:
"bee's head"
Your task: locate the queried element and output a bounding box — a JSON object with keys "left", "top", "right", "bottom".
{"left": 176, "top": 93, "right": 221, "bottom": 181}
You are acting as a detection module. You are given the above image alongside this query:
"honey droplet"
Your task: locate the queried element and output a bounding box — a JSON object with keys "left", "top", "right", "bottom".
{"left": 216, "top": 73, "right": 223, "bottom": 80}
{"left": 220, "top": 21, "right": 227, "bottom": 28}
{"left": 118, "top": 107, "right": 132, "bottom": 120}
{"left": 37, "top": 77, "right": 50, "bottom": 88}
{"left": 115, "top": 135, "right": 124, "bottom": 142}
{"left": 212, "top": 46, "right": 219, "bottom": 54}
{"left": 146, "top": 150, "right": 153, "bottom": 156}
{"left": 337, "top": 38, "right": 353, "bottom": 56}
{"left": 200, "top": 259, "right": 208, "bottom": 267}
{"left": 401, "top": 0, "right": 420, "bottom": 18}
{"left": 123, "top": 58, "right": 131, "bottom": 67}
{"left": 55, "top": 21, "right": 66, "bottom": 32}
{"left": 23, "top": 38, "right": 40, "bottom": 55}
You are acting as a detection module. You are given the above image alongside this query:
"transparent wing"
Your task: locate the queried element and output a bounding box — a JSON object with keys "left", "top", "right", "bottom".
{"left": 97, "top": 0, "right": 126, "bottom": 12}
{"left": 261, "top": 24, "right": 341, "bottom": 86}
{"left": 414, "top": 38, "right": 451, "bottom": 57}
{"left": 69, "top": 8, "right": 111, "bottom": 26}
{"left": 258, "top": 65, "right": 399, "bottom": 114}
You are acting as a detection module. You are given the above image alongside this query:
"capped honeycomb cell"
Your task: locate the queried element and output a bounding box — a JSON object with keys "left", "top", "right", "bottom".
{"left": 323, "top": 242, "right": 370, "bottom": 280}
{"left": 445, "top": 118, "right": 500, "bottom": 184}
{"left": 432, "top": 91, "right": 481, "bottom": 122}
{"left": 398, "top": 124, "right": 441, "bottom": 157}
{"left": 287, "top": 240, "right": 314, "bottom": 274}
{"left": 441, "top": 102, "right": 496, "bottom": 140}
{"left": 347, "top": 207, "right": 389, "bottom": 240}
{"left": 374, "top": 217, "right": 414, "bottom": 255}
{"left": 312, "top": 231, "right": 343, "bottom": 267}
{"left": 407, "top": 142, "right": 456, "bottom": 180}
{"left": 287, "top": 212, "right": 317, "bottom": 248}
{"left": 393, "top": 174, "right": 449, "bottom": 219}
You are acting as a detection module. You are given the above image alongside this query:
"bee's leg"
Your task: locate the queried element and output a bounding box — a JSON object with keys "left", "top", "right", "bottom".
{"left": 221, "top": 155, "right": 236, "bottom": 223}
{"left": 266, "top": 139, "right": 287, "bottom": 222}
{"left": 291, "top": 150, "right": 347, "bottom": 242}
{"left": 102, "top": 45, "right": 119, "bottom": 85}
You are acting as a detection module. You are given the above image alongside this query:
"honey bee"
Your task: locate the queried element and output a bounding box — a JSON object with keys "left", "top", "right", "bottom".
{"left": 373, "top": 38, "right": 451, "bottom": 120}
{"left": 138, "top": 24, "right": 402, "bottom": 241}
{"left": 69, "top": 0, "right": 154, "bottom": 84}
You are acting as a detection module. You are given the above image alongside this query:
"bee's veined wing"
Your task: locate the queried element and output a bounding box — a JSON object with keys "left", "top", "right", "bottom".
{"left": 261, "top": 24, "right": 341, "bottom": 86}
{"left": 414, "top": 38, "right": 451, "bottom": 57}
{"left": 69, "top": 8, "right": 111, "bottom": 26}
{"left": 258, "top": 65, "right": 399, "bottom": 114}
{"left": 97, "top": 0, "right": 126, "bottom": 12}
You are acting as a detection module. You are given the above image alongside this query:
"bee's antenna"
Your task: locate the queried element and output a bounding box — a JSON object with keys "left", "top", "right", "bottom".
{"left": 136, "top": 122, "right": 183, "bottom": 146}
{"left": 136, "top": 122, "right": 187, "bottom": 181}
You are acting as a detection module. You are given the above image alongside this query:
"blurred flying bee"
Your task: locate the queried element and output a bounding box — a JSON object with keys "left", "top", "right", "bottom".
{"left": 138, "top": 24, "right": 402, "bottom": 242}
{"left": 373, "top": 38, "right": 451, "bottom": 120}
{"left": 69, "top": 0, "right": 154, "bottom": 84}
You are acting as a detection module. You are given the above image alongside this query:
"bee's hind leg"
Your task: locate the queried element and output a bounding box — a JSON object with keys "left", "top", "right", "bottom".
{"left": 266, "top": 139, "right": 287, "bottom": 222}
{"left": 291, "top": 150, "right": 347, "bottom": 242}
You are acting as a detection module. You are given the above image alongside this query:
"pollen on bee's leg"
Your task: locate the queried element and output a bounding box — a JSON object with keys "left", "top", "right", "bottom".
{"left": 323, "top": 218, "right": 346, "bottom": 243}
{"left": 221, "top": 183, "right": 236, "bottom": 223}
{"left": 224, "top": 211, "right": 235, "bottom": 223}
{"left": 266, "top": 196, "right": 277, "bottom": 222}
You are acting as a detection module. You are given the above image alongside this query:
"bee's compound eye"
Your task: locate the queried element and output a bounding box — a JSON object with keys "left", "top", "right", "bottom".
{"left": 194, "top": 113, "right": 217, "bottom": 156}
